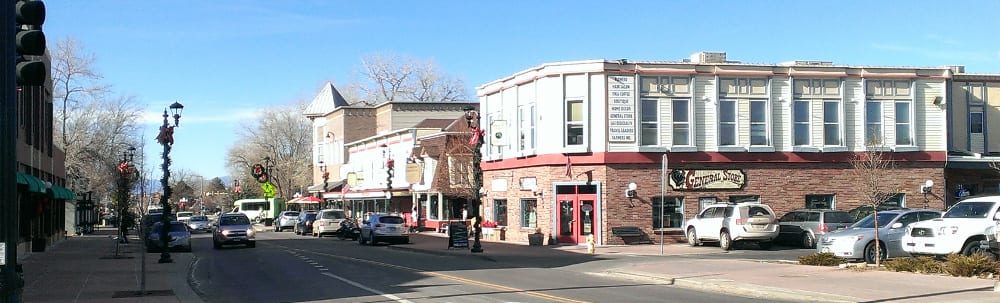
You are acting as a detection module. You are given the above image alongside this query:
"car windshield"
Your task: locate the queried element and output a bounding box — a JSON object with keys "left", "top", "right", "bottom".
{"left": 824, "top": 212, "right": 854, "bottom": 223}
{"left": 322, "top": 211, "right": 345, "bottom": 219}
{"left": 152, "top": 223, "right": 188, "bottom": 232}
{"left": 943, "top": 201, "right": 997, "bottom": 218}
{"left": 220, "top": 216, "right": 251, "bottom": 225}
{"left": 190, "top": 216, "right": 208, "bottom": 222}
{"left": 378, "top": 216, "right": 404, "bottom": 224}
{"left": 284, "top": 211, "right": 299, "bottom": 217}
{"left": 850, "top": 213, "right": 899, "bottom": 228}
{"left": 303, "top": 213, "right": 317, "bottom": 220}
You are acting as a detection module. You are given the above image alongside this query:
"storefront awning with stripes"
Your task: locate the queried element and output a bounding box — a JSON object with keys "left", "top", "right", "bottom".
{"left": 16, "top": 172, "right": 46, "bottom": 193}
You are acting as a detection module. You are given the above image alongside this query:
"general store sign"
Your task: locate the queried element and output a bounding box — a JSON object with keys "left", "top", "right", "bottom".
{"left": 668, "top": 169, "right": 746, "bottom": 190}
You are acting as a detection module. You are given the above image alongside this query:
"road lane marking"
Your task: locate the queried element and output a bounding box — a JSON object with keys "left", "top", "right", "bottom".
{"left": 321, "top": 272, "right": 414, "bottom": 303}
{"left": 280, "top": 247, "right": 589, "bottom": 303}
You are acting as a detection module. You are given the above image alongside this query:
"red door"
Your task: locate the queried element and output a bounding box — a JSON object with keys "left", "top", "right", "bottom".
{"left": 555, "top": 185, "right": 597, "bottom": 244}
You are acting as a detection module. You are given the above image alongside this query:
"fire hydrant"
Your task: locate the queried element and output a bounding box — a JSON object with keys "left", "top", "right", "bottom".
{"left": 586, "top": 234, "right": 595, "bottom": 254}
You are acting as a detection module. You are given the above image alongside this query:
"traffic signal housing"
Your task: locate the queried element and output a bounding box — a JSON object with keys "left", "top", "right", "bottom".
{"left": 15, "top": 0, "right": 47, "bottom": 86}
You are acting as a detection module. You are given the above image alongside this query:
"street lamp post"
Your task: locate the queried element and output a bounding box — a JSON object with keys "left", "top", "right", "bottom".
{"left": 156, "top": 102, "right": 184, "bottom": 264}
{"left": 464, "top": 105, "right": 484, "bottom": 253}
{"left": 319, "top": 161, "right": 329, "bottom": 192}
{"left": 116, "top": 146, "right": 136, "bottom": 247}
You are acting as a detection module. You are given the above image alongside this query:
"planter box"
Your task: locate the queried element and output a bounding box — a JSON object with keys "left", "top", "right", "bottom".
{"left": 528, "top": 233, "right": 544, "bottom": 246}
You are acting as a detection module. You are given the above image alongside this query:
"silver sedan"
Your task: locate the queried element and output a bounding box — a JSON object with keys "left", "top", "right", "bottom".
{"left": 817, "top": 209, "right": 942, "bottom": 264}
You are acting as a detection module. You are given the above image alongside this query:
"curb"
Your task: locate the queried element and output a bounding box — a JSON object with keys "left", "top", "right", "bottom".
{"left": 593, "top": 270, "right": 860, "bottom": 303}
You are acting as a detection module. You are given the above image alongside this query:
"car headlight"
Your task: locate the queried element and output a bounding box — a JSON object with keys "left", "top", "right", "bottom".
{"left": 222, "top": 230, "right": 232, "bottom": 236}
{"left": 247, "top": 228, "right": 255, "bottom": 237}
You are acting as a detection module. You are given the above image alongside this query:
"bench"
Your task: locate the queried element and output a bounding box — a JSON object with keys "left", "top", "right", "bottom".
{"left": 611, "top": 226, "right": 653, "bottom": 244}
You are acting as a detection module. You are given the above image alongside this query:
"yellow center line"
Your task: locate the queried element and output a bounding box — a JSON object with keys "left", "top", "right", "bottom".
{"left": 280, "top": 245, "right": 590, "bottom": 303}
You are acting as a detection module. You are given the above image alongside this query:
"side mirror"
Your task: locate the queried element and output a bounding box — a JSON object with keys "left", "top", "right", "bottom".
{"left": 890, "top": 222, "right": 903, "bottom": 229}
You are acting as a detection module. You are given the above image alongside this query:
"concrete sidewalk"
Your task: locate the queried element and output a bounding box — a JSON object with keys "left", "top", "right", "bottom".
{"left": 18, "top": 227, "right": 203, "bottom": 303}
{"left": 398, "top": 232, "right": 1000, "bottom": 303}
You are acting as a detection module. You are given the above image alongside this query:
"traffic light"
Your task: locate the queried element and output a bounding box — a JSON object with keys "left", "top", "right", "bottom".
{"left": 15, "top": 0, "right": 47, "bottom": 86}
{"left": 385, "top": 158, "right": 394, "bottom": 190}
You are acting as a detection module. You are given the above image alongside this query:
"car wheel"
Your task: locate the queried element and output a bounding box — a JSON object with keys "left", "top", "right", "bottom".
{"left": 687, "top": 228, "right": 700, "bottom": 247}
{"left": 801, "top": 233, "right": 815, "bottom": 249}
{"left": 719, "top": 231, "right": 732, "bottom": 251}
{"left": 274, "top": 225, "right": 280, "bottom": 232}
{"left": 864, "top": 241, "right": 886, "bottom": 264}
{"left": 961, "top": 241, "right": 993, "bottom": 258}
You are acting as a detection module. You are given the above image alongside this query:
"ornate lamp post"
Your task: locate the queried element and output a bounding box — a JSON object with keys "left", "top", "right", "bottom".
{"left": 156, "top": 102, "right": 184, "bottom": 264}
{"left": 116, "top": 146, "right": 136, "bottom": 245}
{"left": 464, "top": 105, "right": 484, "bottom": 253}
{"left": 319, "top": 161, "right": 329, "bottom": 192}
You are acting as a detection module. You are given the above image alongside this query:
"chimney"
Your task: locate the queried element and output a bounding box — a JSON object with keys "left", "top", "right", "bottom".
{"left": 690, "top": 52, "right": 727, "bottom": 63}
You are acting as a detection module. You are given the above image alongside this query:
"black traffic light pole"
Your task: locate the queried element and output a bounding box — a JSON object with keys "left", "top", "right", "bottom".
{"left": 1, "top": 3, "right": 22, "bottom": 300}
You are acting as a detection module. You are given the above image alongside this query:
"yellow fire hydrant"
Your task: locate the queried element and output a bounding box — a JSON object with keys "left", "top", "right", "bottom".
{"left": 586, "top": 234, "right": 595, "bottom": 254}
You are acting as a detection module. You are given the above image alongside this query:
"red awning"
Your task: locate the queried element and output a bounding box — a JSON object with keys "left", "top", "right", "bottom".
{"left": 288, "top": 196, "right": 322, "bottom": 204}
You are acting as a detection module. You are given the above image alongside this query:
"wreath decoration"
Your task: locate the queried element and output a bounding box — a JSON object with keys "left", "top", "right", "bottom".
{"left": 251, "top": 163, "right": 269, "bottom": 183}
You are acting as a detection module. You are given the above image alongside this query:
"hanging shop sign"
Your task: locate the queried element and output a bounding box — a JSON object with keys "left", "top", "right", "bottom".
{"left": 668, "top": 169, "right": 746, "bottom": 190}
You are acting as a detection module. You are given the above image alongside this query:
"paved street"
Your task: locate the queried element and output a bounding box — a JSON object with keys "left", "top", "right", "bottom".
{"left": 17, "top": 226, "right": 1000, "bottom": 303}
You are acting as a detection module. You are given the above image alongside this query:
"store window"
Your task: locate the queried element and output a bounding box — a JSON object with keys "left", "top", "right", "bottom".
{"left": 640, "top": 99, "right": 659, "bottom": 146}
{"left": 793, "top": 100, "right": 810, "bottom": 146}
{"left": 719, "top": 99, "right": 737, "bottom": 146}
{"left": 971, "top": 112, "right": 984, "bottom": 134}
{"left": 565, "top": 100, "right": 585, "bottom": 146}
{"left": 428, "top": 195, "right": 439, "bottom": 220}
{"left": 493, "top": 199, "right": 507, "bottom": 226}
{"left": 672, "top": 99, "right": 691, "bottom": 145}
{"left": 653, "top": 196, "right": 683, "bottom": 229}
{"left": 519, "top": 104, "right": 536, "bottom": 153}
{"left": 750, "top": 99, "right": 769, "bottom": 146}
{"left": 865, "top": 100, "right": 884, "bottom": 145}
{"left": 698, "top": 197, "right": 717, "bottom": 212}
{"left": 805, "top": 194, "right": 835, "bottom": 209}
{"left": 883, "top": 193, "right": 905, "bottom": 208}
{"left": 520, "top": 199, "right": 538, "bottom": 229}
{"left": 728, "top": 195, "right": 759, "bottom": 203}
{"left": 895, "top": 101, "right": 912, "bottom": 145}
{"left": 823, "top": 100, "right": 841, "bottom": 146}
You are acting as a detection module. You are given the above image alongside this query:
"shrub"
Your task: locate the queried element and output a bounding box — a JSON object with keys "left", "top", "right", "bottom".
{"left": 883, "top": 256, "right": 943, "bottom": 274}
{"left": 942, "top": 254, "right": 998, "bottom": 277}
{"left": 799, "top": 252, "right": 845, "bottom": 266}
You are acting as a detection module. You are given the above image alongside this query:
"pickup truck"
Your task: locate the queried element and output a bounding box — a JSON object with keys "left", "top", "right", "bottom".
{"left": 902, "top": 196, "right": 999, "bottom": 257}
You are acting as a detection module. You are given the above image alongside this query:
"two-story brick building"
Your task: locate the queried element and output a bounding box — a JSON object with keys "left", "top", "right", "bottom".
{"left": 475, "top": 53, "right": 952, "bottom": 245}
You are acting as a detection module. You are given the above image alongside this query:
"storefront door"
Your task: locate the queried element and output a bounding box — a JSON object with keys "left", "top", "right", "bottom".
{"left": 555, "top": 185, "right": 597, "bottom": 244}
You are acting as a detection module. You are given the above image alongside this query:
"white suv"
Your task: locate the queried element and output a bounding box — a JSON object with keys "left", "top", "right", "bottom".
{"left": 359, "top": 213, "right": 409, "bottom": 245}
{"left": 902, "top": 196, "right": 1000, "bottom": 257}
{"left": 312, "top": 209, "right": 347, "bottom": 237}
{"left": 685, "top": 202, "right": 779, "bottom": 250}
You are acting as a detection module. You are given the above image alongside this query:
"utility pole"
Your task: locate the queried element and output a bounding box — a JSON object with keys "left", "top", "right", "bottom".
{"left": 0, "top": 4, "right": 21, "bottom": 300}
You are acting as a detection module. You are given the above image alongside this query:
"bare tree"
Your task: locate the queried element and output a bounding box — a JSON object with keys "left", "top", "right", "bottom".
{"left": 225, "top": 101, "right": 313, "bottom": 200}
{"left": 354, "top": 53, "right": 470, "bottom": 104}
{"left": 51, "top": 37, "right": 110, "bottom": 148}
{"left": 850, "top": 138, "right": 899, "bottom": 266}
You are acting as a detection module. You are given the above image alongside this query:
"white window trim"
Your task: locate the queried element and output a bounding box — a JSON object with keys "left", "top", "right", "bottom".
{"left": 564, "top": 99, "right": 588, "bottom": 152}
{"left": 864, "top": 99, "right": 886, "bottom": 147}
{"left": 792, "top": 99, "right": 811, "bottom": 147}
{"left": 749, "top": 98, "right": 771, "bottom": 147}
{"left": 640, "top": 98, "right": 660, "bottom": 146}
{"left": 822, "top": 99, "right": 844, "bottom": 147}
{"left": 894, "top": 99, "right": 915, "bottom": 147}
{"left": 671, "top": 97, "right": 695, "bottom": 148}
{"left": 518, "top": 104, "right": 536, "bottom": 157}
{"left": 718, "top": 98, "right": 738, "bottom": 147}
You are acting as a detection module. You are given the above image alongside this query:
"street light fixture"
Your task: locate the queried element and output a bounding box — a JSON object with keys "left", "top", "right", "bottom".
{"left": 463, "top": 105, "right": 484, "bottom": 253}
{"left": 116, "top": 146, "right": 136, "bottom": 245}
{"left": 319, "top": 161, "right": 329, "bottom": 191}
{"left": 156, "top": 102, "right": 183, "bottom": 264}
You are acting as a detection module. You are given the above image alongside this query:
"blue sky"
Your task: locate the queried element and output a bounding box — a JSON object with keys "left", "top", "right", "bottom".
{"left": 45, "top": 1, "right": 1000, "bottom": 180}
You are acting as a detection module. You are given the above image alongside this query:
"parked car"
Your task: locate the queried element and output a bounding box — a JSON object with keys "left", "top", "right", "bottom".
{"left": 294, "top": 211, "right": 318, "bottom": 236}
{"left": 359, "top": 213, "right": 409, "bottom": 245}
{"left": 146, "top": 221, "right": 192, "bottom": 253}
{"left": 274, "top": 211, "right": 300, "bottom": 232}
{"left": 685, "top": 202, "right": 779, "bottom": 251}
{"left": 186, "top": 215, "right": 211, "bottom": 233}
{"left": 312, "top": 209, "right": 347, "bottom": 237}
{"left": 902, "top": 196, "right": 1000, "bottom": 257}
{"left": 176, "top": 211, "right": 194, "bottom": 223}
{"left": 140, "top": 213, "right": 176, "bottom": 237}
{"left": 213, "top": 213, "right": 256, "bottom": 249}
{"left": 847, "top": 205, "right": 904, "bottom": 222}
{"left": 818, "top": 209, "right": 943, "bottom": 263}
{"left": 777, "top": 209, "right": 854, "bottom": 248}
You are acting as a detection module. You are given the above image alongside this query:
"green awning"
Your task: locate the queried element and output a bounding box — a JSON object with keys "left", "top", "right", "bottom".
{"left": 49, "top": 185, "right": 76, "bottom": 200}
{"left": 16, "top": 173, "right": 46, "bottom": 193}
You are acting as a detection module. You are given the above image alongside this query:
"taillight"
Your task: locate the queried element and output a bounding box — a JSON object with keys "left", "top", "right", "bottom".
{"left": 818, "top": 224, "right": 828, "bottom": 233}
{"left": 306, "top": 221, "right": 312, "bottom": 226}
{"left": 735, "top": 219, "right": 746, "bottom": 225}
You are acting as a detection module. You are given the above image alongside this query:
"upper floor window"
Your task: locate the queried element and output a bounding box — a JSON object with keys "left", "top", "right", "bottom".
{"left": 967, "top": 83, "right": 986, "bottom": 105}
{"left": 794, "top": 79, "right": 841, "bottom": 97}
{"left": 866, "top": 79, "right": 911, "bottom": 97}
{"left": 672, "top": 99, "right": 691, "bottom": 146}
{"left": 640, "top": 99, "right": 659, "bottom": 145}
{"left": 895, "top": 101, "right": 912, "bottom": 146}
{"left": 823, "top": 100, "right": 841, "bottom": 146}
{"left": 565, "top": 100, "right": 585, "bottom": 146}
{"left": 719, "top": 99, "right": 737, "bottom": 146}
{"left": 793, "top": 100, "right": 810, "bottom": 146}
{"left": 750, "top": 99, "right": 768, "bottom": 146}
{"left": 719, "top": 78, "right": 768, "bottom": 96}
{"left": 971, "top": 112, "right": 984, "bottom": 134}
{"left": 518, "top": 104, "right": 536, "bottom": 152}
{"left": 865, "top": 101, "right": 884, "bottom": 145}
